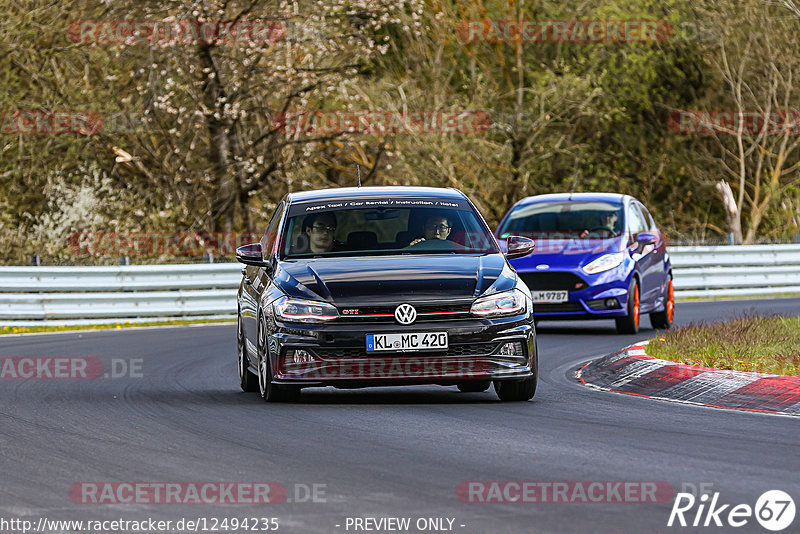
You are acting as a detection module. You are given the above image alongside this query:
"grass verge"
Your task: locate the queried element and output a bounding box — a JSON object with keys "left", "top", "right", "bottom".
{"left": 646, "top": 314, "right": 800, "bottom": 376}
{"left": 0, "top": 317, "right": 236, "bottom": 335}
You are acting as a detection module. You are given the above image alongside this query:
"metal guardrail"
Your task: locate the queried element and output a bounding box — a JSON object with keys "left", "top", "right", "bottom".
{"left": 0, "top": 264, "right": 241, "bottom": 326}
{"left": 1, "top": 245, "right": 799, "bottom": 326}
{"left": 669, "top": 244, "right": 800, "bottom": 297}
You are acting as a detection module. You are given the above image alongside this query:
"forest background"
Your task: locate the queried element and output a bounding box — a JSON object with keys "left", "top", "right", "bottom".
{"left": 2, "top": 0, "right": 800, "bottom": 264}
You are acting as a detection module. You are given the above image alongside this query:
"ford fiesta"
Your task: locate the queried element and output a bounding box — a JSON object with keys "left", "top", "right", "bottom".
{"left": 495, "top": 193, "right": 674, "bottom": 334}
{"left": 235, "top": 186, "right": 538, "bottom": 402}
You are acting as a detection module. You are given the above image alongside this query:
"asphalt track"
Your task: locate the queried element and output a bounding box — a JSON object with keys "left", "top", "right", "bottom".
{"left": 1, "top": 298, "right": 799, "bottom": 534}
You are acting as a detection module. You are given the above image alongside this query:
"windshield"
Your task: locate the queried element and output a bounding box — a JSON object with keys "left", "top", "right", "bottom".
{"left": 497, "top": 201, "right": 624, "bottom": 239}
{"left": 281, "top": 198, "right": 499, "bottom": 258}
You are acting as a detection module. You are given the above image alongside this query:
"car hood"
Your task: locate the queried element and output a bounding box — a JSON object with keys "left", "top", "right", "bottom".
{"left": 274, "top": 254, "right": 513, "bottom": 306}
{"left": 499, "top": 236, "right": 625, "bottom": 268}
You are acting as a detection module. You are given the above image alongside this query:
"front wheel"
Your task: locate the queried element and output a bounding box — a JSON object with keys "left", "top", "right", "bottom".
{"left": 257, "top": 314, "right": 300, "bottom": 402}
{"left": 615, "top": 278, "right": 640, "bottom": 335}
{"left": 238, "top": 317, "right": 258, "bottom": 392}
{"left": 649, "top": 277, "right": 675, "bottom": 330}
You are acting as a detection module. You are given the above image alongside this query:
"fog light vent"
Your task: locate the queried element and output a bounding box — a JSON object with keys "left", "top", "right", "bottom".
{"left": 497, "top": 341, "right": 524, "bottom": 357}
{"left": 587, "top": 298, "right": 621, "bottom": 310}
{"left": 286, "top": 349, "right": 314, "bottom": 364}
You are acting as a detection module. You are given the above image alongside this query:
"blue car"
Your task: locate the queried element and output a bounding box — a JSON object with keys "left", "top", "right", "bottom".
{"left": 495, "top": 193, "right": 674, "bottom": 334}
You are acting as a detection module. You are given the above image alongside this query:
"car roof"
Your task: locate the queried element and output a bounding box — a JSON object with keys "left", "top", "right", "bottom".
{"left": 512, "top": 192, "right": 628, "bottom": 206}
{"left": 286, "top": 186, "right": 467, "bottom": 203}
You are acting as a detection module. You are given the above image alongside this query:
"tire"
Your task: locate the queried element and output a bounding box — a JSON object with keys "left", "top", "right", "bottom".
{"left": 494, "top": 344, "right": 538, "bottom": 402}
{"left": 457, "top": 381, "right": 491, "bottom": 393}
{"left": 238, "top": 316, "right": 258, "bottom": 392}
{"left": 615, "top": 278, "right": 641, "bottom": 335}
{"left": 494, "top": 376, "right": 537, "bottom": 401}
{"left": 650, "top": 276, "right": 675, "bottom": 330}
{"left": 257, "top": 314, "right": 300, "bottom": 402}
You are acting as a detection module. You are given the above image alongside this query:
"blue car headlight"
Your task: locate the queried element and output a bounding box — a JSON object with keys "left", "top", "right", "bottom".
{"left": 274, "top": 296, "right": 339, "bottom": 322}
{"left": 471, "top": 288, "right": 526, "bottom": 317}
{"left": 582, "top": 252, "right": 625, "bottom": 274}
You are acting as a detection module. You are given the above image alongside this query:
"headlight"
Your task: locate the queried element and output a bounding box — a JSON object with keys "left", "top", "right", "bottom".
{"left": 582, "top": 252, "right": 625, "bottom": 274}
{"left": 471, "top": 288, "right": 526, "bottom": 317}
{"left": 274, "top": 296, "right": 339, "bottom": 322}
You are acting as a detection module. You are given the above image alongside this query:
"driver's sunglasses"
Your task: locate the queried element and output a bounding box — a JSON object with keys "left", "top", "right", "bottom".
{"left": 312, "top": 224, "right": 336, "bottom": 233}
{"left": 426, "top": 224, "right": 451, "bottom": 232}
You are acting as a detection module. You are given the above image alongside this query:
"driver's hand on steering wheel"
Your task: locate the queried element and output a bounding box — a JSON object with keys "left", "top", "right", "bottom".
{"left": 409, "top": 237, "right": 425, "bottom": 246}
{"left": 579, "top": 230, "right": 589, "bottom": 238}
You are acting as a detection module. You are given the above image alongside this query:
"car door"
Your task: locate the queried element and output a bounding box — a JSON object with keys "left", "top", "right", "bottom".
{"left": 637, "top": 203, "right": 667, "bottom": 300}
{"left": 626, "top": 202, "right": 659, "bottom": 303}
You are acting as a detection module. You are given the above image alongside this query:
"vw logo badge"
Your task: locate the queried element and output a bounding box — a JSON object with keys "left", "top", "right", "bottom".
{"left": 394, "top": 303, "right": 417, "bottom": 325}
{"left": 536, "top": 264, "right": 550, "bottom": 270}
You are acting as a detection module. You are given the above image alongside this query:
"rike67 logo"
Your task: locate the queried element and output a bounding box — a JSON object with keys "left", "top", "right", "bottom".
{"left": 668, "top": 490, "right": 795, "bottom": 531}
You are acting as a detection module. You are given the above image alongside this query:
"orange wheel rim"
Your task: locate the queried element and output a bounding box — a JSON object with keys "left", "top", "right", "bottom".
{"left": 666, "top": 280, "right": 674, "bottom": 322}
{"left": 633, "top": 285, "right": 640, "bottom": 328}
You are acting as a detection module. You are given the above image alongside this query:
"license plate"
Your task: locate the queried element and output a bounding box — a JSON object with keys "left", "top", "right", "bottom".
{"left": 531, "top": 291, "right": 568, "bottom": 303}
{"left": 366, "top": 332, "right": 448, "bottom": 352}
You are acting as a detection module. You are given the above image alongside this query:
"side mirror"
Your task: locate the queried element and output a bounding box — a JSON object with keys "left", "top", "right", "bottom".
{"left": 636, "top": 232, "right": 657, "bottom": 246}
{"left": 505, "top": 235, "right": 535, "bottom": 259}
{"left": 235, "top": 243, "right": 269, "bottom": 267}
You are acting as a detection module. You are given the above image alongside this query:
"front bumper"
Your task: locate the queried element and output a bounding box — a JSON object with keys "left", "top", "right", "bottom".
{"left": 266, "top": 316, "right": 536, "bottom": 387}
{"left": 519, "top": 267, "right": 632, "bottom": 320}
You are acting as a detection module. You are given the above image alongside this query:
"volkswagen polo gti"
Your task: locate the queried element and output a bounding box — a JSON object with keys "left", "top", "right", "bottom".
{"left": 235, "top": 186, "right": 538, "bottom": 402}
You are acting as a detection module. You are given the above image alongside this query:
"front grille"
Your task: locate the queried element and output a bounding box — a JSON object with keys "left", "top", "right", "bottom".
{"left": 310, "top": 341, "right": 500, "bottom": 359}
{"left": 533, "top": 302, "right": 584, "bottom": 313}
{"left": 518, "top": 272, "right": 588, "bottom": 292}
{"left": 337, "top": 303, "right": 472, "bottom": 323}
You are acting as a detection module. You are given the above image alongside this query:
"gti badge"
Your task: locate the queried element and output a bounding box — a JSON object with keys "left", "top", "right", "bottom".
{"left": 536, "top": 264, "right": 550, "bottom": 270}
{"left": 394, "top": 303, "right": 417, "bottom": 325}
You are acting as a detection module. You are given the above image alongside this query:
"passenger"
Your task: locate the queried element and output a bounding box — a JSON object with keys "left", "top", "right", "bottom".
{"left": 409, "top": 214, "right": 452, "bottom": 246}
{"left": 600, "top": 211, "right": 619, "bottom": 233}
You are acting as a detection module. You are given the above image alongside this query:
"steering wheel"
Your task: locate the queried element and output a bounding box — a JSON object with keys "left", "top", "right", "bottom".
{"left": 405, "top": 239, "right": 455, "bottom": 251}
{"left": 584, "top": 227, "right": 614, "bottom": 237}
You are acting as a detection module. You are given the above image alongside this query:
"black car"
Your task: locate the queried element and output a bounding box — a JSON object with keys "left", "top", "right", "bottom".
{"left": 235, "top": 186, "right": 538, "bottom": 402}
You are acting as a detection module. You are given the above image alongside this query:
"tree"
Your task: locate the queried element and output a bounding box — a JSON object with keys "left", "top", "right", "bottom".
{"left": 686, "top": 1, "right": 800, "bottom": 243}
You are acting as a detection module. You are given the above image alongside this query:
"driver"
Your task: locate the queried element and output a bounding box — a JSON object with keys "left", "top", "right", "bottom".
{"left": 302, "top": 212, "right": 342, "bottom": 253}
{"left": 409, "top": 214, "right": 452, "bottom": 246}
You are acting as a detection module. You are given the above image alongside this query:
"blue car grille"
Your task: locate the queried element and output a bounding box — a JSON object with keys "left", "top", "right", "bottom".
{"left": 518, "top": 272, "right": 588, "bottom": 292}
